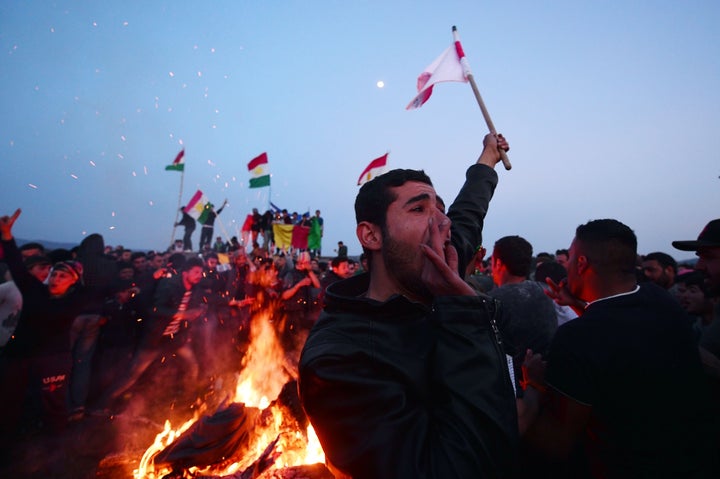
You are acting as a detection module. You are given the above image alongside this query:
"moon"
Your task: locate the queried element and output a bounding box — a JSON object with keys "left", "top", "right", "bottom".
{"left": 376, "top": 80, "right": 385, "bottom": 88}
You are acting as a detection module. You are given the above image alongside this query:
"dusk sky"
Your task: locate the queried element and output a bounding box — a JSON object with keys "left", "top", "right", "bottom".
{"left": 1, "top": 1, "right": 718, "bottom": 260}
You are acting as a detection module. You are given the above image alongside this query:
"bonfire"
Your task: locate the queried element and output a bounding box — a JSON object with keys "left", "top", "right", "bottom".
{"left": 128, "top": 297, "right": 328, "bottom": 478}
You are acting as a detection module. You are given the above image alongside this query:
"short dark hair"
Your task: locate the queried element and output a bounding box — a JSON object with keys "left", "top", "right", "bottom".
{"left": 117, "top": 261, "right": 133, "bottom": 271}
{"left": 493, "top": 236, "right": 533, "bottom": 277}
{"left": 535, "top": 261, "right": 567, "bottom": 284}
{"left": 166, "top": 253, "right": 186, "bottom": 272}
{"left": 355, "top": 169, "right": 433, "bottom": 229}
{"left": 182, "top": 256, "right": 205, "bottom": 272}
{"left": 643, "top": 252, "right": 677, "bottom": 275}
{"left": 331, "top": 256, "right": 348, "bottom": 269}
{"left": 575, "top": 219, "right": 637, "bottom": 277}
{"left": 130, "top": 252, "right": 147, "bottom": 261}
{"left": 354, "top": 168, "right": 433, "bottom": 259}
{"left": 555, "top": 249, "right": 569, "bottom": 257}
{"left": 19, "top": 242, "right": 45, "bottom": 253}
{"left": 676, "top": 270, "right": 711, "bottom": 298}
{"left": 535, "top": 252, "right": 554, "bottom": 263}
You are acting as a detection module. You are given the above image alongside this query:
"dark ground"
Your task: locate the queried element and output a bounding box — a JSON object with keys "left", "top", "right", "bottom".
{"left": 0, "top": 375, "right": 208, "bottom": 479}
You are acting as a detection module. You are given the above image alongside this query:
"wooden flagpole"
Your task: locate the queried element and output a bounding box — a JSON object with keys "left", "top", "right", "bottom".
{"left": 452, "top": 26, "right": 512, "bottom": 170}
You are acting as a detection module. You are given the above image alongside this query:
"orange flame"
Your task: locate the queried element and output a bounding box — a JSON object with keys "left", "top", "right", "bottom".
{"left": 133, "top": 416, "right": 198, "bottom": 479}
{"left": 134, "top": 294, "right": 325, "bottom": 478}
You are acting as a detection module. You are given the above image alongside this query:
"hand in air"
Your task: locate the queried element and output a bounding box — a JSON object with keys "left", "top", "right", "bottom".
{"left": 0, "top": 209, "right": 21, "bottom": 239}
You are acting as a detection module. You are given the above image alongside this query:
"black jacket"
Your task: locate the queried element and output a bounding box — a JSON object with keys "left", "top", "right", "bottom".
{"left": 1, "top": 238, "right": 88, "bottom": 358}
{"left": 298, "top": 163, "right": 518, "bottom": 478}
{"left": 299, "top": 274, "right": 518, "bottom": 478}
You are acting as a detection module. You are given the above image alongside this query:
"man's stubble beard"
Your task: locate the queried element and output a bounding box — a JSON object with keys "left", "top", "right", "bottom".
{"left": 382, "top": 230, "right": 432, "bottom": 302}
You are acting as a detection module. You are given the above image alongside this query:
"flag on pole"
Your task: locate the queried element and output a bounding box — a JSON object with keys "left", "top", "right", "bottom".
{"left": 406, "top": 44, "right": 468, "bottom": 110}
{"left": 184, "top": 190, "right": 213, "bottom": 224}
{"left": 248, "top": 152, "right": 270, "bottom": 188}
{"left": 165, "top": 149, "right": 185, "bottom": 171}
{"left": 357, "top": 153, "right": 389, "bottom": 186}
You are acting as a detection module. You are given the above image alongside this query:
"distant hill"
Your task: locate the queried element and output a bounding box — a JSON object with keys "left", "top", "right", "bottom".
{"left": 15, "top": 238, "right": 79, "bottom": 252}
{"left": 14, "top": 237, "right": 157, "bottom": 253}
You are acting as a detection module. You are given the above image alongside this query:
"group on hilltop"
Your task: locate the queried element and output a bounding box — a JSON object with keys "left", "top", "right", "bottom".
{"left": 174, "top": 205, "right": 325, "bottom": 259}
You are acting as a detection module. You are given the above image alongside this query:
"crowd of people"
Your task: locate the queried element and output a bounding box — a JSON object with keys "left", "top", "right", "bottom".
{"left": 173, "top": 205, "right": 327, "bottom": 259}
{"left": 297, "top": 133, "right": 720, "bottom": 479}
{"left": 0, "top": 212, "right": 360, "bottom": 469}
{"left": 1, "top": 133, "right": 719, "bottom": 478}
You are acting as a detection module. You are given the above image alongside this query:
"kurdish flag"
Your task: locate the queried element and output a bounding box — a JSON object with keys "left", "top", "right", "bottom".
{"left": 248, "top": 152, "right": 270, "bottom": 188}
{"left": 357, "top": 153, "right": 389, "bottom": 186}
{"left": 165, "top": 149, "right": 185, "bottom": 172}
{"left": 184, "top": 190, "right": 213, "bottom": 224}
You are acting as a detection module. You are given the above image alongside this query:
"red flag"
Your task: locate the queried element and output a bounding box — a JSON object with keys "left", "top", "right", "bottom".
{"left": 406, "top": 42, "right": 468, "bottom": 110}
{"left": 357, "top": 153, "right": 389, "bottom": 186}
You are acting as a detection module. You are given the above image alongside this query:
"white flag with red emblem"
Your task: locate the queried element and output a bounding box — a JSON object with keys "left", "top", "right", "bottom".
{"left": 406, "top": 44, "right": 468, "bottom": 110}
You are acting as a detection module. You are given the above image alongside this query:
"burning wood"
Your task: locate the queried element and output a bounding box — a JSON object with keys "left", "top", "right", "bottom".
{"left": 154, "top": 402, "right": 262, "bottom": 472}
{"left": 131, "top": 302, "right": 327, "bottom": 478}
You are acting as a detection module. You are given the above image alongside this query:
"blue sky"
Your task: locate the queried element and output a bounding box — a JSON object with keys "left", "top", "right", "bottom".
{"left": 1, "top": 1, "right": 718, "bottom": 260}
